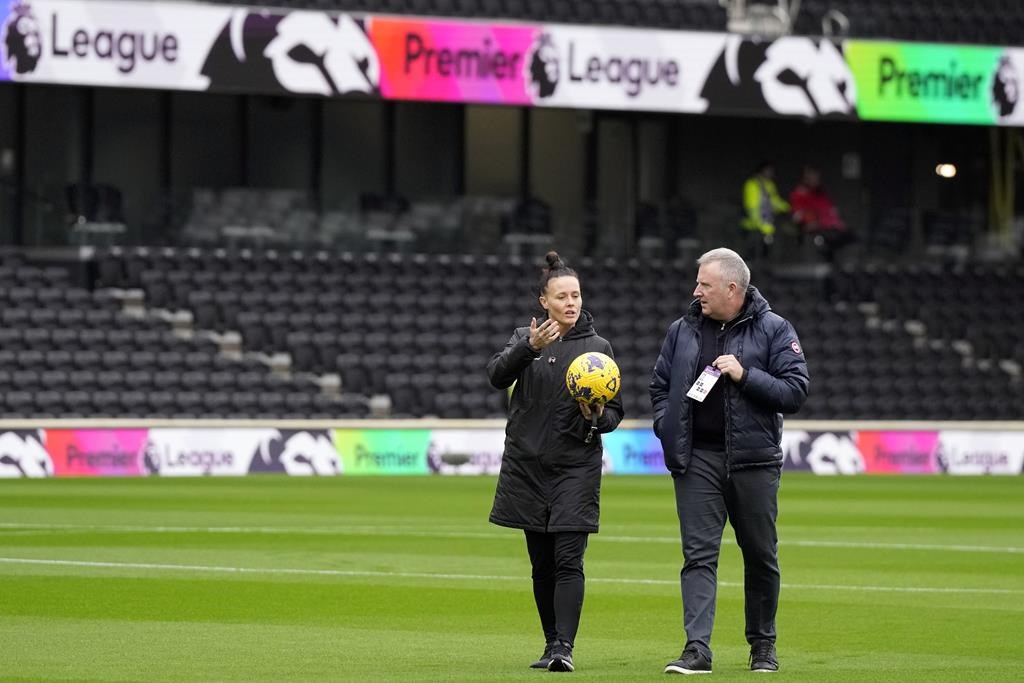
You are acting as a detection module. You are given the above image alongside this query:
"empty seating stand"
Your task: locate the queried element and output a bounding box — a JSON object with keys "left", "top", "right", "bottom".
{"left": 5, "top": 249, "right": 1021, "bottom": 421}
{"left": 97, "top": 247, "right": 1023, "bottom": 421}
{"left": 0, "top": 257, "right": 334, "bottom": 420}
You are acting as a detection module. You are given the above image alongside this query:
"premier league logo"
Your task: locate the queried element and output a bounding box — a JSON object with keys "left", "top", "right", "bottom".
{"left": 992, "top": 54, "right": 1019, "bottom": 118}
{"left": 1, "top": 2, "right": 42, "bottom": 75}
{"left": 141, "top": 439, "right": 161, "bottom": 475}
{"left": 528, "top": 33, "right": 559, "bottom": 99}
{"left": 700, "top": 36, "right": 855, "bottom": 119}
{"left": 248, "top": 430, "right": 341, "bottom": 476}
{"left": 202, "top": 10, "right": 379, "bottom": 97}
{"left": 0, "top": 430, "right": 52, "bottom": 478}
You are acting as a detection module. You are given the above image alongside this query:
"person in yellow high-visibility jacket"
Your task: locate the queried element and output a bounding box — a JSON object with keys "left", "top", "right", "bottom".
{"left": 742, "top": 161, "right": 790, "bottom": 239}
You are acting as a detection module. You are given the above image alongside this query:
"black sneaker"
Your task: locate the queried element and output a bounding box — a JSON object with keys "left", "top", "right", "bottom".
{"left": 749, "top": 640, "right": 778, "bottom": 672}
{"left": 529, "top": 641, "right": 556, "bottom": 669}
{"left": 547, "top": 641, "right": 574, "bottom": 672}
{"left": 664, "top": 647, "right": 712, "bottom": 675}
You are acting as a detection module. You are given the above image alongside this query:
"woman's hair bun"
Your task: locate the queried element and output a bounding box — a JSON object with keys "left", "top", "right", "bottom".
{"left": 537, "top": 250, "right": 578, "bottom": 296}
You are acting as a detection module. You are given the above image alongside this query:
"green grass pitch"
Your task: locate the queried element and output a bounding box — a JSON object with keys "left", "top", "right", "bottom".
{"left": 1, "top": 474, "right": 1022, "bottom": 681}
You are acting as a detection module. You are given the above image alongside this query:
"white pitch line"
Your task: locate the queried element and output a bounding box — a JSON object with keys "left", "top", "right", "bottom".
{"left": 1, "top": 522, "right": 1022, "bottom": 555}
{"left": 779, "top": 539, "right": 1024, "bottom": 554}
{"left": 0, "top": 557, "right": 1021, "bottom": 596}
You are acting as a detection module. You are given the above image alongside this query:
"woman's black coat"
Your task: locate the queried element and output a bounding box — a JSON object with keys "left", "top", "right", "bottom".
{"left": 487, "top": 310, "right": 624, "bottom": 533}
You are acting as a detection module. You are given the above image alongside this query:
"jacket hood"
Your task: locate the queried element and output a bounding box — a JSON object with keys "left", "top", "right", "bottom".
{"left": 684, "top": 286, "right": 771, "bottom": 324}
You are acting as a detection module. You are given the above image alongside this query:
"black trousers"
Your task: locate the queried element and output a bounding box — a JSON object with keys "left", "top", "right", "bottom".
{"left": 524, "top": 530, "right": 589, "bottom": 647}
{"left": 673, "top": 448, "right": 781, "bottom": 658}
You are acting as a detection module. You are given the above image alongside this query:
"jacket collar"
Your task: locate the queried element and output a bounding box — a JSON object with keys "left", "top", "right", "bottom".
{"left": 683, "top": 286, "right": 771, "bottom": 327}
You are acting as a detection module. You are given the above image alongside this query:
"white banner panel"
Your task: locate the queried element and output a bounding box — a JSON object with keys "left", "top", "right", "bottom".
{"left": 143, "top": 428, "right": 259, "bottom": 476}
{"left": 427, "top": 428, "right": 506, "bottom": 475}
{"left": 142, "top": 428, "right": 341, "bottom": 476}
{"left": 529, "top": 26, "right": 724, "bottom": 112}
{"left": 0, "top": 0, "right": 380, "bottom": 95}
{"left": 1, "top": 0, "right": 228, "bottom": 89}
{"left": 936, "top": 431, "right": 1024, "bottom": 475}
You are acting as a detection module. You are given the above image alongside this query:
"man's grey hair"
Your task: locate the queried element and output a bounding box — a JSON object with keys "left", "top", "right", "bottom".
{"left": 697, "top": 248, "right": 751, "bottom": 291}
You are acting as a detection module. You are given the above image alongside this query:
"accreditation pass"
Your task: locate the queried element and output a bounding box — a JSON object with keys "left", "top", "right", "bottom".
{"left": 686, "top": 366, "right": 722, "bottom": 402}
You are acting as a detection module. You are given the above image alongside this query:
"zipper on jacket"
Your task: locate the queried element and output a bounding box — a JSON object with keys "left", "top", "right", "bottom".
{"left": 721, "top": 314, "right": 753, "bottom": 478}
{"left": 684, "top": 317, "right": 700, "bottom": 466}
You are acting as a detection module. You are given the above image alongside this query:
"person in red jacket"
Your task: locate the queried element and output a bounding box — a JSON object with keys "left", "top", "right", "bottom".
{"left": 788, "top": 166, "right": 852, "bottom": 262}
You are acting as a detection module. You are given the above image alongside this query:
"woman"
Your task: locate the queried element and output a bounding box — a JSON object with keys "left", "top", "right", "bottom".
{"left": 487, "top": 251, "right": 624, "bottom": 673}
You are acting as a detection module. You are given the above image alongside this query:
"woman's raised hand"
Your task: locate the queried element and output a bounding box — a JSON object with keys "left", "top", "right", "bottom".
{"left": 529, "top": 317, "right": 560, "bottom": 350}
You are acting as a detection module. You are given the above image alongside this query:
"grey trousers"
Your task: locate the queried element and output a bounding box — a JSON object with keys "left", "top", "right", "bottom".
{"left": 672, "top": 448, "right": 781, "bottom": 658}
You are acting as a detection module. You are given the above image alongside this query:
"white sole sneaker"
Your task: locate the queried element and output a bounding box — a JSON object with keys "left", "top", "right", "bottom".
{"left": 664, "top": 664, "right": 712, "bottom": 674}
{"left": 548, "top": 656, "right": 574, "bottom": 672}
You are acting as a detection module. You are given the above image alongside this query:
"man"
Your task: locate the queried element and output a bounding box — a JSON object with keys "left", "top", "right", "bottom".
{"left": 788, "top": 166, "right": 852, "bottom": 263}
{"left": 741, "top": 161, "right": 790, "bottom": 258}
{"left": 650, "top": 248, "right": 809, "bottom": 674}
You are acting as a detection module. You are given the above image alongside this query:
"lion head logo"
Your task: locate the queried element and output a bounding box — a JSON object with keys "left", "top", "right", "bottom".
{"left": 528, "top": 33, "right": 559, "bottom": 99}
{"left": 992, "top": 54, "right": 1019, "bottom": 118}
{"left": 2, "top": 3, "right": 42, "bottom": 75}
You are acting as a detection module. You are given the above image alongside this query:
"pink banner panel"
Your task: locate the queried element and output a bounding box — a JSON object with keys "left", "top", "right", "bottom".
{"left": 371, "top": 16, "right": 536, "bottom": 104}
{"left": 47, "top": 429, "right": 148, "bottom": 477}
{"left": 856, "top": 431, "right": 940, "bottom": 474}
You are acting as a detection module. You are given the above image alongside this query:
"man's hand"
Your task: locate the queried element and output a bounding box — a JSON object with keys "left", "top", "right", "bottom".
{"left": 713, "top": 354, "right": 745, "bottom": 382}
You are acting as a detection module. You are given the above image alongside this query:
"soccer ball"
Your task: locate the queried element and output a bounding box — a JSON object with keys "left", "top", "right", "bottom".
{"left": 565, "top": 352, "right": 621, "bottom": 406}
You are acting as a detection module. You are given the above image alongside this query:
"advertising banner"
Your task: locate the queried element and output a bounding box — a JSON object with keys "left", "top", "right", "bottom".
{"left": 1, "top": 0, "right": 228, "bottom": 89}
{"left": 0, "top": 427, "right": 1020, "bottom": 478}
{"left": 526, "top": 26, "right": 724, "bottom": 113}
{"left": 199, "top": 8, "right": 379, "bottom": 97}
{"left": 855, "top": 430, "right": 941, "bottom": 474}
{"left": 46, "top": 429, "right": 147, "bottom": 476}
{"left": 700, "top": 35, "right": 857, "bottom": 120}
{"left": 0, "top": 429, "right": 52, "bottom": 478}
{"left": 935, "top": 430, "right": 1024, "bottom": 475}
{"left": 141, "top": 428, "right": 256, "bottom": 476}
{"left": 333, "top": 428, "right": 430, "bottom": 475}
{"left": 781, "top": 429, "right": 862, "bottom": 474}
{"left": 370, "top": 16, "right": 534, "bottom": 105}
{"left": 845, "top": 40, "right": 1008, "bottom": 125}
{"left": 143, "top": 428, "right": 340, "bottom": 476}
{"left": 4, "top": 0, "right": 1024, "bottom": 126}
{"left": 426, "top": 428, "right": 505, "bottom": 475}
{"left": 602, "top": 428, "right": 668, "bottom": 474}
{"left": 245, "top": 429, "right": 341, "bottom": 475}
{"left": 0, "top": 0, "right": 379, "bottom": 96}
